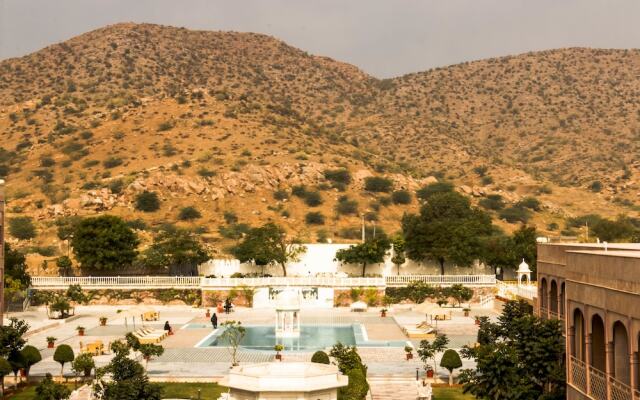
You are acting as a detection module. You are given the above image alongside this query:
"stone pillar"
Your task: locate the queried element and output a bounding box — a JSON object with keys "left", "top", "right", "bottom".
{"left": 606, "top": 341, "right": 614, "bottom": 400}
{"left": 630, "top": 352, "right": 638, "bottom": 392}
{"left": 567, "top": 326, "right": 575, "bottom": 383}
{"left": 586, "top": 334, "right": 592, "bottom": 393}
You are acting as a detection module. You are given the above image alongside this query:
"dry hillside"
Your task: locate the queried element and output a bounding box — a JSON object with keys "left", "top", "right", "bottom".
{"left": 0, "top": 23, "right": 638, "bottom": 260}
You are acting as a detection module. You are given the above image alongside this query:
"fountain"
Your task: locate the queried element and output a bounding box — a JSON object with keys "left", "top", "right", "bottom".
{"left": 275, "top": 289, "right": 301, "bottom": 338}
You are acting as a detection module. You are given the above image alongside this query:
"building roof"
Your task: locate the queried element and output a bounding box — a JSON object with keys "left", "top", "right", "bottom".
{"left": 544, "top": 242, "right": 640, "bottom": 250}
{"left": 221, "top": 362, "right": 348, "bottom": 392}
{"left": 567, "top": 250, "right": 640, "bottom": 259}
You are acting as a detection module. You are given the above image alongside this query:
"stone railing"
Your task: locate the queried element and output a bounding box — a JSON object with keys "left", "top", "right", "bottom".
{"left": 495, "top": 280, "right": 537, "bottom": 300}
{"left": 30, "top": 276, "right": 203, "bottom": 289}
{"left": 31, "top": 274, "right": 498, "bottom": 290}
{"left": 569, "top": 355, "right": 634, "bottom": 400}
{"left": 201, "top": 276, "right": 386, "bottom": 289}
{"left": 384, "top": 274, "right": 496, "bottom": 287}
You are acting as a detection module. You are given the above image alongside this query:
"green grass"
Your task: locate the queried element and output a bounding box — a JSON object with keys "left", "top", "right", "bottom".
{"left": 6, "top": 383, "right": 75, "bottom": 399}
{"left": 156, "top": 382, "right": 227, "bottom": 399}
{"left": 433, "top": 386, "right": 475, "bottom": 399}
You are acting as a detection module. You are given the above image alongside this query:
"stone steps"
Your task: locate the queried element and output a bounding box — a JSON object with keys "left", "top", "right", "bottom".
{"left": 369, "top": 376, "right": 419, "bottom": 400}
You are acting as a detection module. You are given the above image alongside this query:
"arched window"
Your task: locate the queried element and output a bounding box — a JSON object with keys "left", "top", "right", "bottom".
{"left": 591, "top": 314, "right": 606, "bottom": 372}
{"left": 560, "top": 282, "right": 565, "bottom": 317}
{"left": 572, "top": 308, "right": 585, "bottom": 361}
{"left": 550, "top": 280, "right": 558, "bottom": 314}
{"left": 613, "top": 321, "right": 630, "bottom": 385}
{"left": 540, "top": 278, "right": 548, "bottom": 310}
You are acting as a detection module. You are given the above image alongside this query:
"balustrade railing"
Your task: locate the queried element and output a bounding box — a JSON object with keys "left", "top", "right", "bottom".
{"left": 31, "top": 276, "right": 202, "bottom": 289}
{"left": 384, "top": 274, "right": 496, "bottom": 286}
{"left": 201, "top": 276, "right": 386, "bottom": 288}
{"left": 589, "top": 366, "right": 608, "bottom": 400}
{"left": 609, "top": 376, "right": 633, "bottom": 400}
{"left": 496, "top": 280, "right": 538, "bottom": 300}
{"left": 570, "top": 356, "right": 588, "bottom": 394}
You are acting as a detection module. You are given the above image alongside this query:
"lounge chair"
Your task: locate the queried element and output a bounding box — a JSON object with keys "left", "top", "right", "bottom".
{"left": 402, "top": 326, "right": 436, "bottom": 339}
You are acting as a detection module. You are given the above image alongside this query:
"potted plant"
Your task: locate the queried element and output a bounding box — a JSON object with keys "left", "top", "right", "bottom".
{"left": 380, "top": 308, "right": 388, "bottom": 317}
{"left": 205, "top": 309, "right": 211, "bottom": 318}
{"left": 463, "top": 307, "right": 471, "bottom": 317}
{"left": 76, "top": 326, "right": 85, "bottom": 336}
{"left": 404, "top": 345, "right": 413, "bottom": 360}
{"left": 99, "top": 317, "right": 107, "bottom": 326}
{"left": 426, "top": 365, "right": 434, "bottom": 378}
{"left": 274, "top": 344, "right": 284, "bottom": 361}
{"left": 47, "top": 337, "right": 57, "bottom": 348}
{"left": 474, "top": 316, "right": 481, "bottom": 326}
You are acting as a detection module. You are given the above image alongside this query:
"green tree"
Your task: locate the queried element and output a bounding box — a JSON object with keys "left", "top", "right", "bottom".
{"left": 0, "top": 358, "right": 10, "bottom": 397}
{"left": 459, "top": 300, "right": 565, "bottom": 400}
{"left": 72, "top": 353, "right": 95, "bottom": 377}
{"left": 440, "top": 349, "right": 462, "bottom": 386}
{"left": 482, "top": 225, "right": 537, "bottom": 277}
{"left": 35, "top": 373, "right": 71, "bottom": 400}
{"left": 417, "top": 334, "right": 449, "bottom": 375}
{"left": 0, "top": 318, "right": 29, "bottom": 357}
{"left": 20, "top": 345, "right": 42, "bottom": 379}
{"left": 4, "top": 243, "right": 31, "bottom": 289}
{"left": 8, "top": 350, "right": 25, "bottom": 388}
{"left": 9, "top": 216, "right": 36, "bottom": 240}
{"left": 56, "top": 256, "right": 73, "bottom": 276}
{"left": 390, "top": 235, "right": 406, "bottom": 275}
{"left": 415, "top": 181, "right": 454, "bottom": 201}
{"left": 231, "top": 223, "right": 306, "bottom": 276}
{"left": 55, "top": 216, "right": 82, "bottom": 256}
{"left": 402, "top": 191, "right": 493, "bottom": 274}
{"left": 335, "top": 236, "right": 391, "bottom": 277}
{"left": 142, "top": 227, "right": 209, "bottom": 275}
{"left": 135, "top": 191, "right": 160, "bottom": 212}
{"left": 219, "top": 321, "right": 246, "bottom": 367}
{"left": 53, "top": 344, "right": 74, "bottom": 377}
{"left": 138, "top": 344, "right": 164, "bottom": 370}
{"left": 94, "top": 342, "right": 162, "bottom": 400}
{"left": 311, "top": 351, "right": 330, "bottom": 364}
{"left": 592, "top": 216, "right": 636, "bottom": 242}
{"left": 445, "top": 284, "right": 473, "bottom": 307}
{"left": 71, "top": 215, "right": 139, "bottom": 270}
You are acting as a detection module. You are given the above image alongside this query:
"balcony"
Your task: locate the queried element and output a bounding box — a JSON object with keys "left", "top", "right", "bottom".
{"left": 569, "top": 356, "right": 635, "bottom": 400}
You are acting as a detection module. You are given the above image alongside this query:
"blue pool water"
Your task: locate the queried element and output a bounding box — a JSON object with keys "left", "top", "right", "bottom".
{"left": 197, "top": 324, "right": 407, "bottom": 351}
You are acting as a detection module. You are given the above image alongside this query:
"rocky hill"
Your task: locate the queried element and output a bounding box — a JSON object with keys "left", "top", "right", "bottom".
{"left": 0, "top": 23, "right": 638, "bottom": 259}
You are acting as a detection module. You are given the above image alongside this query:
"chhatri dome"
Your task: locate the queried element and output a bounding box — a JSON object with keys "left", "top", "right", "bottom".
{"left": 517, "top": 259, "right": 531, "bottom": 274}
{"left": 516, "top": 258, "right": 532, "bottom": 286}
{"left": 275, "top": 289, "right": 301, "bottom": 311}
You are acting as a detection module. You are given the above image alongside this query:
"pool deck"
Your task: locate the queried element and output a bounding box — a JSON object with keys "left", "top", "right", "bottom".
{"left": 10, "top": 303, "right": 500, "bottom": 383}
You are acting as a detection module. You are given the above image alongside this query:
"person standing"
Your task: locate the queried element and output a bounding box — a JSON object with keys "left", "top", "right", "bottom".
{"left": 211, "top": 313, "right": 218, "bottom": 329}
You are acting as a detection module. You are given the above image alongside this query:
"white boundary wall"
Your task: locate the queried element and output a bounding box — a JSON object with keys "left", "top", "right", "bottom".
{"left": 198, "top": 243, "right": 495, "bottom": 277}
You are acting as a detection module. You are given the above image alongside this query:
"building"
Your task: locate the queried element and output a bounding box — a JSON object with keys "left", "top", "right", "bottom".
{"left": 537, "top": 242, "right": 640, "bottom": 400}
{"left": 219, "top": 362, "right": 348, "bottom": 400}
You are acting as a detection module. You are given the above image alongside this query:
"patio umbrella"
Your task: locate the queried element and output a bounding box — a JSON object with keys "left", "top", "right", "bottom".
{"left": 412, "top": 301, "right": 442, "bottom": 315}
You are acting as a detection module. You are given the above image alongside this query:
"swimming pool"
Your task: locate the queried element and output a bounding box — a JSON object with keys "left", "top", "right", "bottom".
{"left": 195, "top": 324, "right": 407, "bottom": 351}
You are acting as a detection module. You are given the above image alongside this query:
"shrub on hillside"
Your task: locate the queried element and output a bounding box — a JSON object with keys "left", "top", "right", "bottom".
{"left": 324, "top": 169, "right": 352, "bottom": 185}
{"left": 499, "top": 205, "right": 531, "bottom": 223}
{"left": 304, "top": 191, "right": 323, "bottom": 207}
{"left": 364, "top": 176, "right": 393, "bottom": 193}
{"left": 9, "top": 216, "right": 37, "bottom": 240}
{"left": 416, "top": 181, "right": 454, "bottom": 201}
{"left": 478, "top": 194, "right": 505, "bottom": 211}
{"left": 336, "top": 196, "right": 358, "bottom": 215}
{"left": 305, "top": 212, "right": 325, "bottom": 225}
{"left": 391, "top": 190, "right": 412, "bottom": 204}
{"left": 135, "top": 191, "right": 160, "bottom": 212}
{"left": 178, "top": 206, "right": 201, "bottom": 221}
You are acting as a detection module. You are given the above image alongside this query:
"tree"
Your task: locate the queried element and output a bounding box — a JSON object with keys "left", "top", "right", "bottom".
{"left": 94, "top": 342, "right": 162, "bottom": 400}
{"left": 138, "top": 344, "right": 164, "bottom": 370}
{"left": 8, "top": 350, "right": 25, "bottom": 388}
{"left": 459, "top": 300, "right": 565, "bottom": 400}
{"left": 219, "top": 321, "right": 245, "bottom": 367}
{"left": 178, "top": 206, "right": 201, "bottom": 221}
{"left": 417, "top": 334, "right": 449, "bottom": 375}
{"left": 142, "top": 227, "right": 209, "bottom": 275}
{"left": 56, "top": 256, "right": 73, "bottom": 276}
{"left": 0, "top": 358, "right": 13, "bottom": 397}
{"left": 446, "top": 284, "right": 473, "bottom": 307}
{"left": 416, "top": 181, "right": 454, "bottom": 201}
{"left": 135, "top": 191, "right": 160, "bottom": 212}
{"left": 0, "top": 318, "right": 29, "bottom": 357}
{"left": 390, "top": 235, "right": 406, "bottom": 275}
{"left": 20, "top": 345, "right": 42, "bottom": 379}
{"left": 329, "top": 343, "right": 369, "bottom": 400}
{"left": 440, "top": 349, "right": 462, "bottom": 386}
{"left": 55, "top": 215, "right": 82, "bottom": 256}
{"left": 4, "top": 243, "right": 31, "bottom": 289}
{"left": 231, "top": 223, "right": 306, "bottom": 276}
{"left": 402, "top": 191, "right": 493, "bottom": 274}
{"left": 481, "top": 225, "right": 537, "bottom": 277}
{"left": 72, "top": 215, "right": 139, "bottom": 270}
{"left": 53, "top": 344, "right": 74, "bottom": 377}
{"left": 35, "top": 373, "right": 71, "bottom": 400}
{"left": 592, "top": 216, "right": 636, "bottom": 242}
{"left": 311, "top": 351, "right": 330, "bottom": 364}
{"left": 335, "top": 236, "right": 391, "bottom": 277}
{"left": 9, "top": 216, "right": 36, "bottom": 240}
{"left": 72, "top": 352, "right": 95, "bottom": 378}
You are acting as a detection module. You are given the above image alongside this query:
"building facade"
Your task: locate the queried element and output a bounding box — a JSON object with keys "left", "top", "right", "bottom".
{"left": 538, "top": 243, "right": 640, "bottom": 400}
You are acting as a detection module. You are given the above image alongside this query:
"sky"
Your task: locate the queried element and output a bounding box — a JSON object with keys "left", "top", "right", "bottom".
{"left": 1, "top": 0, "right": 639, "bottom": 78}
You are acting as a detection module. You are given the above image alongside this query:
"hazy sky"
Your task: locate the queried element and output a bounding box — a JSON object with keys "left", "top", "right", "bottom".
{"left": 1, "top": 0, "right": 639, "bottom": 78}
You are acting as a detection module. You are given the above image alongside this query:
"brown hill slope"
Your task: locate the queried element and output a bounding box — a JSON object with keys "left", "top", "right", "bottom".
{"left": 0, "top": 23, "right": 638, "bottom": 259}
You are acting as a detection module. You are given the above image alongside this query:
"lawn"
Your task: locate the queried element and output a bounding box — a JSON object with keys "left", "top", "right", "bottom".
{"left": 6, "top": 383, "right": 76, "bottom": 399}
{"left": 432, "top": 386, "right": 475, "bottom": 399}
{"left": 156, "top": 382, "right": 227, "bottom": 399}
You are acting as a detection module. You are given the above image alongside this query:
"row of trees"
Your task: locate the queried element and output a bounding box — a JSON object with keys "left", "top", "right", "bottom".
{"left": 333, "top": 184, "right": 537, "bottom": 276}
{"left": 54, "top": 215, "right": 210, "bottom": 274}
